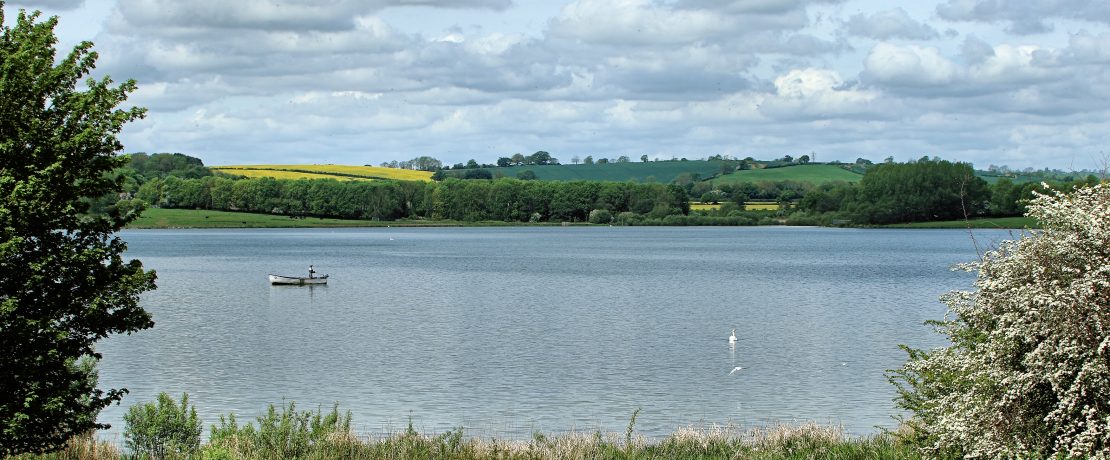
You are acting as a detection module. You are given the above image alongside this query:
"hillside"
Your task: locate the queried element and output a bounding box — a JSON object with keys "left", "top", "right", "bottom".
{"left": 212, "top": 164, "right": 433, "bottom": 182}
{"left": 712, "top": 164, "right": 863, "bottom": 185}
{"left": 479, "top": 160, "right": 727, "bottom": 183}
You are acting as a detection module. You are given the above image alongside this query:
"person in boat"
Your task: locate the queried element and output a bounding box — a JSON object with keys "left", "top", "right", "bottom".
{"left": 308, "top": 265, "right": 316, "bottom": 279}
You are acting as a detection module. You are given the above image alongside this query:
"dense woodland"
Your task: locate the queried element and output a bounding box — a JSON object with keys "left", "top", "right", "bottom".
{"left": 111, "top": 153, "right": 1101, "bottom": 226}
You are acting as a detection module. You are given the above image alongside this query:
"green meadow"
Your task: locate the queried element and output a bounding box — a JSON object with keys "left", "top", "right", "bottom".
{"left": 485, "top": 160, "right": 727, "bottom": 183}
{"left": 712, "top": 164, "right": 863, "bottom": 185}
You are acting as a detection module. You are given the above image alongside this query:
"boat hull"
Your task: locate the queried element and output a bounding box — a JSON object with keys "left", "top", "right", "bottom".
{"left": 268, "top": 274, "right": 328, "bottom": 285}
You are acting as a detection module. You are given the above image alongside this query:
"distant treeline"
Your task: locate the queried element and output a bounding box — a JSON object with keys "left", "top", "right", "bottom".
{"left": 131, "top": 176, "right": 693, "bottom": 223}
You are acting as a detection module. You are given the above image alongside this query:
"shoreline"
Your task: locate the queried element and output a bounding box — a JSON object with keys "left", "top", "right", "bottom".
{"left": 126, "top": 208, "right": 1038, "bottom": 230}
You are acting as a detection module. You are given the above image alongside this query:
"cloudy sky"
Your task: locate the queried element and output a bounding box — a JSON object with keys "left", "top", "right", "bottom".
{"left": 5, "top": 0, "right": 1110, "bottom": 170}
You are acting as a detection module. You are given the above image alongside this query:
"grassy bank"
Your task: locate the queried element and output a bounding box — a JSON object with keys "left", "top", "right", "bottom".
{"left": 883, "top": 216, "right": 1038, "bottom": 229}
{"left": 128, "top": 208, "right": 383, "bottom": 228}
{"left": 127, "top": 208, "right": 563, "bottom": 229}
{"left": 18, "top": 423, "right": 924, "bottom": 460}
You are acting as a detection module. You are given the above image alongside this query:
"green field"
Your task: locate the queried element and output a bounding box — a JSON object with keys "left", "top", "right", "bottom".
{"left": 484, "top": 160, "right": 727, "bottom": 183}
{"left": 884, "top": 216, "right": 1038, "bottom": 229}
{"left": 713, "top": 164, "right": 863, "bottom": 185}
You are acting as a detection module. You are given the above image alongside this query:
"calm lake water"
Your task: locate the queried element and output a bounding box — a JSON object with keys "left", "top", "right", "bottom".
{"left": 96, "top": 226, "right": 1015, "bottom": 440}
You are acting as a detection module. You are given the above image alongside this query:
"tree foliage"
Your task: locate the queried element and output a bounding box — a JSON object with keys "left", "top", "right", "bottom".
{"left": 853, "top": 157, "right": 990, "bottom": 224}
{"left": 890, "top": 184, "right": 1110, "bottom": 458}
{"left": 0, "top": 7, "right": 155, "bottom": 455}
{"left": 125, "top": 152, "right": 210, "bottom": 180}
{"left": 139, "top": 176, "right": 691, "bottom": 223}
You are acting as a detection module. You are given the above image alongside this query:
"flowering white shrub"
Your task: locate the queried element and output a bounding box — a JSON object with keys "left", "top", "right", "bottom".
{"left": 891, "top": 183, "right": 1110, "bottom": 458}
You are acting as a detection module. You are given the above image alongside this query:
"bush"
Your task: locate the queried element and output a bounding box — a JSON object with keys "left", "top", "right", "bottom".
{"left": 588, "top": 209, "right": 613, "bottom": 224}
{"left": 890, "top": 184, "right": 1110, "bottom": 458}
{"left": 123, "top": 393, "right": 202, "bottom": 459}
{"left": 614, "top": 211, "right": 641, "bottom": 226}
{"left": 207, "top": 402, "right": 353, "bottom": 458}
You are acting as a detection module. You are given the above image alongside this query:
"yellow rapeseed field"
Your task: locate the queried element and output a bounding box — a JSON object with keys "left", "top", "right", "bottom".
{"left": 689, "top": 203, "right": 720, "bottom": 211}
{"left": 211, "top": 168, "right": 367, "bottom": 181}
{"left": 213, "top": 164, "right": 434, "bottom": 182}
{"left": 745, "top": 202, "right": 780, "bottom": 211}
{"left": 689, "top": 202, "right": 781, "bottom": 211}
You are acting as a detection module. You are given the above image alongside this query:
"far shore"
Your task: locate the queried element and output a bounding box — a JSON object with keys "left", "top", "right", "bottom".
{"left": 126, "top": 208, "right": 1038, "bottom": 230}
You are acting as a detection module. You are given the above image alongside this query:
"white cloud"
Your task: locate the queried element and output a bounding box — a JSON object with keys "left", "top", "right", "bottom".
{"left": 760, "top": 68, "right": 881, "bottom": 119}
{"left": 936, "top": 0, "right": 1110, "bottom": 35}
{"left": 549, "top": 0, "right": 736, "bottom": 46}
{"left": 678, "top": 0, "right": 841, "bottom": 15}
{"left": 7, "top": 0, "right": 85, "bottom": 9}
{"left": 961, "top": 35, "right": 995, "bottom": 64}
{"left": 968, "top": 44, "right": 1052, "bottom": 84}
{"left": 111, "top": 0, "right": 511, "bottom": 32}
{"left": 843, "top": 8, "right": 938, "bottom": 40}
{"left": 862, "top": 43, "right": 960, "bottom": 87}
{"left": 1060, "top": 31, "right": 1110, "bottom": 64}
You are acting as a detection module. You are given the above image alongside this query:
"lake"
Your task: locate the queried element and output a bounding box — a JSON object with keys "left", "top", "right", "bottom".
{"left": 96, "top": 226, "right": 1015, "bottom": 440}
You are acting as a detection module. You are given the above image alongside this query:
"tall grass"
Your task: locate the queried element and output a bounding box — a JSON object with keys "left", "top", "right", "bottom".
{"left": 7, "top": 433, "right": 121, "bottom": 460}
{"left": 14, "top": 417, "right": 924, "bottom": 459}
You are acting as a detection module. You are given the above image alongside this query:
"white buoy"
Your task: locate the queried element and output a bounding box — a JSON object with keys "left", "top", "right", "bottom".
{"left": 728, "top": 328, "right": 737, "bottom": 344}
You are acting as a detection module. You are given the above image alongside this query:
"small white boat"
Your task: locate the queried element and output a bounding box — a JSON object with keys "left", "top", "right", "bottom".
{"left": 269, "top": 265, "right": 328, "bottom": 285}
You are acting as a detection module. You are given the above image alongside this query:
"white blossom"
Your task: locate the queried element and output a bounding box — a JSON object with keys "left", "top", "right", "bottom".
{"left": 892, "top": 183, "right": 1110, "bottom": 458}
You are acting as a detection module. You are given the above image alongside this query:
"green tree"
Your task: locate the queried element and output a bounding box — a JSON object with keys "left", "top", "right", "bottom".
{"left": 529, "top": 150, "right": 556, "bottom": 165}
{"left": 853, "top": 158, "right": 989, "bottom": 224}
{"left": 588, "top": 208, "right": 612, "bottom": 224}
{"left": 409, "top": 155, "right": 441, "bottom": 171}
{"left": 699, "top": 191, "right": 720, "bottom": 204}
{"left": 0, "top": 7, "right": 156, "bottom": 455}
{"left": 463, "top": 168, "right": 493, "bottom": 179}
{"left": 640, "top": 154, "right": 649, "bottom": 162}
{"left": 890, "top": 184, "right": 1110, "bottom": 458}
